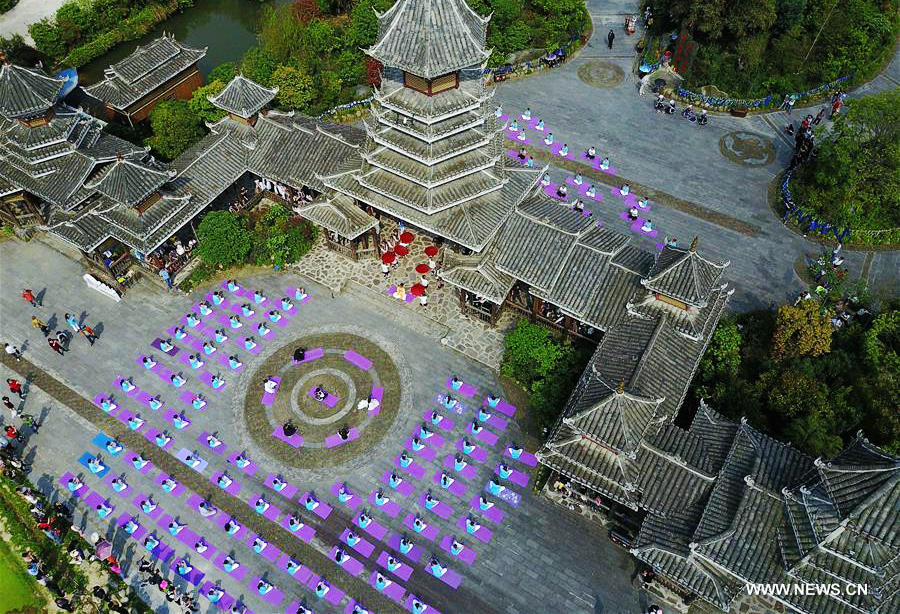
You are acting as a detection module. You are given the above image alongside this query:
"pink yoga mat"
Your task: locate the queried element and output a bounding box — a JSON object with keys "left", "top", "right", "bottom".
{"left": 420, "top": 493, "right": 453, "bottom": 520}
{"left": 249, "top": 577, "right": 286, "bottom": 606}
{"left": 395, "top": 456, "right": 426, "bottom": 479}
{"left": 226, "top": 451, "right": 258, "bottom": 475}
{"left": 382, "top": 470, "right": 416, "bottom": 496}
{"left": 505, "top": 447, "right": 538, "bottom": 466}
{"left": 471, "top": 425, "right": 499, "bottom": 445}
{"left": 377, "top": 550, "right": 412, "bottom": 580}
{"left": 445, "top": 377, "right": 477, "bottom": 397}
{"left": 115, "top": 513, "right": 146, "bottom": 541}
{"left": 144, "top": 428, "right": 174, "bottom": 450}
{"left": 261, "top": 377, "right": 281, "bottom": 405}
{"left": 272, "top": 426, "right": 304, "bottom": 448}
{"left": 405, "top": 439, "right": 436, "bottom": 461}
{"left": 414, "top": 429, "right": 445, "bottom": 448}
{"left": 469, "top": 496, "right": 505, "bottom": 523}
{"left": 356, "top": 513, "right": 388, "bottom": 540}
{"left": 369, "top": 490, "right": 403, "bottom": 517}
{"left": 103, "top": 473, "right": 131, "bottom": 498}
{"left": 198, "top": 431, "right": 227, "bottom": 455}
{"left": 403, "top": 514, "right": 438, "bottom": 541}
{"left": 331, "top": 482, "right": 363, "bottom": 510}
{"left": 276, "top": 553, "right": 312, "bottom": 583}
{"left": 329, "top": 547, "right": 364, "bottom": 575}
{"left": 455, "top": 438, "right": 489, "bottom": 463}
{"left": 280, "top": 515, "right": 316, "bottom": 542}
{"left": 132, "top": 492, "right": 164, "bottom": 520}
{"left": 306, "top": 386, "right": 339, "bottom": 407}
{"left": 200, "top": 582, "right": 234, "bottom": 611}
{"left": 343, "top": 349, "right": 373, "bottom": 370}
{"left": 496, "top": 465, "right": 530, "bottom": 488}
{"left": 304, "top": 577, "right": 345, "bottom": 606}
{"left": 123, "top": 452, "right": 152, "bottom": 474}
{"left": 456, "top": 516, "right": 493, "bottom": 543}
{"left": 249, "top": 495, "right": 282, "bottom": 521}
{"left": 439, "top": 534, "right": 477, "bottom": 564}
{"left": 198, "top": 370, "right": 226, "bottom": 391}
{"left": 442, "top": 455, "right": 478, "bottom": 481}
{"left": 299, "top": 492, "right": 332, "bottom": 520}
{"left": 153, "top": 473, "right": 185, "bottom": 498}
{"left": 293, "top": 346, "right": 324, "bottom": 364}
{"left": 433, "top": 471, "right": 468, "bottom": 498}
{"left": 58, "top": 472, "right": 87, "bottom": 498}
{"left": 210, "top": 472, "right": 241, "bottom": 496}
{"left": 113, "top": 377, "right": 140, "bottom": 397}
{"left": 171, "top": 558, "right": 205, "bottom": 586}
{"left": 341, "top": 528, "right": 375, "bottom": 557}
{"left": 370, "top": 572, "right": 407, "bottom": 603}
{"left": 265, "top": 474, "right": 298, "bottom": 499}
{"left": 150, "top": 338, "right": 179, "bottom": 356}
{"left": 483, "top": 396, "right": 516, "bottom": 417}
{"left": 324, "top": 427, "right": 359, "bottom": 448}
{"left": 285, "top": 287, "right": 311, "bottom": 304}
{"left": 387, "top": 533, "right": 423, "bottom": 563}
{"left": 422, "top": 409, "right": 454, "bottom": 431}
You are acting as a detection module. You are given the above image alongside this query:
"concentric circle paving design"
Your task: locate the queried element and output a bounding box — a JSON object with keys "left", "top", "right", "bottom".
{"left": 241, "top": 332, "right": 403, "bottom": 469}
{"left": 577, "top": 60, "right": 625, "bottom": 88}
{"left": 719, "top": 131, "right": 776, "bottom": 167}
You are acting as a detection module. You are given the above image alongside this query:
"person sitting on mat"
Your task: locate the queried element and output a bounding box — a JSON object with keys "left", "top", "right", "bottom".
{"left": 224, "top": 519, "right": 240, "bottom": 535}
{"left": 285, "top": 558, "right": 300, "bottom": 574}
{"left": 212, "top": 291, "right": 225, "bottom": 304}
{"left": 314, "top": 386, "right": 327, "bottom": 401}
{"left": 315, "top": 581, "right": 329, "bottom": 598}
{"left": 424, "top": 493, "right": 438, "bottom": 509}
{"left": 227, "top": 279, "right": 239, "bottom": 292}
{"left": 451, "top": 539, "right": 465, "bottom": 555}
{"left": 155, "top": 431, "right": 172, "bottom": 447}
{"left": 202, "top": 341, "right": 216, "bottom": 355}
{"left": 253, "top": 290, "right": 265, "bottom": 304}
{"left": 628, "top": 206, "right": 639, "bottom": 221}
{"left": 141, "top": 497, "right": 157, "bottom": 514}
{"left": 198, "top": 500, "right": 217, "bottom": 517}
{"left": 171, "top": 373, "right": 186, "bottom": 387}
{"left": 100, "top": 397, "right": 117, "bottom": 412}
{"left": 440, "top": 472, "right": 453, "bottom": 488}
{"left": 229, "top": 315, "right": 242, "bottom": 329}
{"left": 124, "top": 518, "right": 139, "bottom": 534}
{"left": 160, "top": 476, "right": 177, "bottom": 492}
{"left": 294, "top": 287, "right": 308, "bottom": 300}
{"left": 600, "top": 156, "right": 610, "bottom": 170}
{"left": 305, "top": 494, "right": 319, "bottom": 510}
{"left": 256, "top": 322, "right": 270, "bottom": 336}
{"left": 217, "top": 473, "right": 233, "bottom": 489}
{"left": 159, "top": 338, "right": 174, "bottom": 352}
{"left": 177, "top": 559, "right": 193, "bottom": 576}
{"left": 339, "top": 425, "right": 351, "bottom": 440}
{"left": 280, "top": 297, "right": 293, "bottom": 310}
{"left": 234, "top": 452, "right": 250, "bottom": 468}
{"left": 282, "top": 421, "right": 297, "bottom": 437}
{"left": 143, "top": 534, "right": 159, "bottom": 551}
{"left": 96, "top": 502, "right": 112, "bottom": 518}
{"left": 288, "top": 515, "right": 304, "bottom": 531}
{"left": 206, "top": 586, "right": 223, "bottom": 603}
{"left": 386, "top": 554, "right": 401, "bottom": 570}
{"left": 88, "top": 455, "right": 106, "bottom": 474}
{"left": 252, "top": 537, "right": 267, "bottom": 553}
{"left": 271, "top": 476, "right": 286, "bottom": 492}
{"left": 254, "top": 497, "right": 270, "bottom": 514}
{"left": 228, "top": 355, "right": 242, "bottom": 369}
{"left": 188, "top": 354, "right": 204, "bottom": 369}
{"left": 334, "top": 548, "right": 349, "bottom": 564}
{"left": 67, "top": 476, "right": 84, "bottom": 492}
{"left": 120, "top": 377, "right": 135, "bottom": 392}
{"left": 587, "top": 145, "right": 596, "bottom": 159}
{"left": 142, "top": 355, "right": 157, "bottom": 369}
{"left": 194, "top": 539, "right": 208, "bottom": 554}
{"left": 127, "top": 414, "right": 145, "bottom": 430}
{"left": 198, "top": 301, "right": 212, "bottom": 316}
{"left": 263, "top": 377, "right": 278, "bottom": 395}
{"left": 105, "top": 439, "right": 123, "bottom": 454}
{"left": 256, "top": 579, "right": 272, "bottom": 595}
{"left": 132, "top": 453, "right": 149, "bottom": 469}
{"left": 556, "top": 183, "right": 568, "bottom": 198}
{"left": 168, "top": 520, "right": 185, "bottom": 535}
{"left": 192, "top": 394, "right": 206, "bottom": 410}
{"left": 268, "top": 310, "right": 282, "bottom": 322}
{"left": 110, "top": 477, "right": 128, "bottom": 492}
{"left": 173, "top": 413, "right": 190, "bottom": 429}
{"left": 206, "top": 433, "right": 222, "bottom": 448}
{"left": 292, "top": 347, "right": 306, "bottom": 362}
{"left": 535, "top": 118, "right": 545, "bottom": 130}
{"left": 374, "top": 490, "right": 390, "bottom": 506}
{"left": 244, "top": 336, "right": 256, "bottom": 350}
{"left": 173, "top": 325, "right": 187, "bottom": 339}
{"left": 399, "top": 451, "right": 412, "bottom": 467}
{"left": 148, "top": 395, "right": 162, "bottom": 410}
{"left": 641, "top": 219, "right": 653, "bottom": 232}
{"left": 540, "top": 173, "right": 551, "bottom": 186}
{"left": 470, "top": 419, "right": 484, "bottom": 435}
{"left": 454, "top": 454, "right": 468, "bottom": 471}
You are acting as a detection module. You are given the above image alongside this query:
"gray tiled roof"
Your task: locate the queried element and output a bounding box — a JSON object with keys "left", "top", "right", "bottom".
{"left": 438, "top": 244, "right": 515, "bottom": 304}
{"left": 209, "top": 75, "right": 277, "bottom": 119}
{"left": 0, "top": 62, "right": 63, "bottom": 119}
{"left": 374, "top": 67, "right": 493, "bottom": 121}
{"left": 85, "top": 35, "right": 206, "bottom": 111}
{"left": 83, "top": 156, "right": 175, "bottom": 207}
{"left": 368, "top": 0, "right": 491, "bottom": 79}
{"left": 293, "top": 192, "right": 378, "bottom": 240}
{"left": 642, "top": 240, "right": 729, "bottom": 307}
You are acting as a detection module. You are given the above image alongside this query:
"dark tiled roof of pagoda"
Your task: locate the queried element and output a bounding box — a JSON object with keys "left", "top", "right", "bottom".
{"left": 367, "top": 0, "right": 491, "bottom": 79}
{"left": 364, "top": 146, "right": 499, "bottom": 188}
{"left": 632, "top": 441, "right": 717, "bottom": 517}
{"left": 629, "top": 282, "right": 732, "bottom": 341}
{"left": 85, "top": 35, "right": 207, "bottom": 110}
{"left": 208, "top": 75, "right": 277, "bottom": 119}
{"left": 83, "top": 155, "right": 175, "bottom": 207}
{"left": 0, "top": 63, "right": 63, "bottom": 119}
{"left": 816, "top": 435, "right": 900, "bottom": 519}
{"left": 374, "top": 67, "right": 492, "bottom": 120}
{"left": 438, "top": 244, "right": 515, "bottom": 304}
{"left": 786, "top": 555, "right": 900, "bottom": 614}
{"left": 292, "top": 192, "right": 378, "bottom": 240}
{"left": 642, "top": 240, "right": 729, "bottom": 307}
{"left": 687, "top": 402, "right": 740, "bottom": 474}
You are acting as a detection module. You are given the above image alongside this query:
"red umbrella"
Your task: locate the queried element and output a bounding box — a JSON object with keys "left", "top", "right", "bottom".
{"left": 381, "top": 252, "right": 396, "bottom": 264}
{"left": 415, "top": 263, "right": 431, "bottom": 274}
{"left": 399, "top": 231, "right": 415, "bottom": 244}
{"left": 394, "top": 244, "right": 409, "bottom": 256}
{"left": 424, "top": 245, "right": 439, "bottom": 257}
{"left": 410, "top": 283, "right": 426, "bottom": 296}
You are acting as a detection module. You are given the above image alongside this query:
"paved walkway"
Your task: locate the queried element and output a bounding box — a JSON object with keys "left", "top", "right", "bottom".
{"left": 0, "top": 238, "right": 642, "bottom": 614}
{"left": 492, "top": 0, "right": 899, "bottom": 310}
{"left": 0, "top": 0, "right": 68, "bottom": 43}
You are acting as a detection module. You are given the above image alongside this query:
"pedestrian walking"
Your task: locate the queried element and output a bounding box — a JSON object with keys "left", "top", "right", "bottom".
{"left": 781, "top": 94, "right": 796, "bottom": 115}
{"left": 48, "top": 337, "right": 65, "bottom": 355}
{"left": 21, "top": 289, "right": 39, "bottom": 307}
{"left": 64, "top": 313, "right": 80, "bottom": 333}
{"left": 31, "top": 316, "right": 50, "bottom": 336}
{"left": 159, "top": 267, "right": 173, "bottom": 290}
{"left": 813, "top": 107, "right": 826, "bottom": 125}
{"left": 607, "top": 29, "right": 615, "bottom": 49}
{"left": 7, "top": 378, "right": 24, "bottom": 399}
{"left": 80, "top": 325, "right": 97, "bottom": 345}
{"left": 4, "top": 343, "right": 22, "bottom": 361}
{"left": 2, "top": 396, "right": 19, "bottom": 418}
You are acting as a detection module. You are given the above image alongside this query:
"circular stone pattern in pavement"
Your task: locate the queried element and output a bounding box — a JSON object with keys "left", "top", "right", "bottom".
{"left": 719, "top": 130, "right": 776, "bottom": 167}
{"left": 577, "top": 60, "right": 625, "bottom": 88}
{"left": 243, "top": 333, "right": 402, "bottom": 468}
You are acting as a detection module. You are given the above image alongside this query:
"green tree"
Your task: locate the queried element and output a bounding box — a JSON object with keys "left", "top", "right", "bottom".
{"left": 208, "top": 62, "right": 238, "bottom": 84}
{"left": 188, "top": 80, "right": 226, "bottom": 124}
{"left": 195, "top": 211, "right": 252, "bottom": 266}
{"left": 501, "top": 319, "right": 566, "bottom": 386}
{"left": 269, "top": 65, "right": 316, "bottom": 110}
{"left": 145, "top": 100, "right": 205, "bottom": 160}
{"left": 241, "top": 46, "right": 279, "bottom": 85}
{"left": 350, "top": 0, "right": 393, "bottom": 48}
{"left": 259, "top": 4, "right": 306, "bottom": 62}
{"left": 771, "top": 300, "right": 833, "bottom": 361}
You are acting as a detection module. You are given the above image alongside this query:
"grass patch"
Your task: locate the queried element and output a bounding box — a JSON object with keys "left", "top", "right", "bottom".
{"left": 245, "top": 333, "right": 402, "bottom": 468}
{"left": 0, "top": 531, "right": 45, "bottom": 613}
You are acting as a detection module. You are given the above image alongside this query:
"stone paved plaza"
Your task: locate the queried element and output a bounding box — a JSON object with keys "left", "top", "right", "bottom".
{"left": 0, "top": 239, "right": 642, "bottom": 614}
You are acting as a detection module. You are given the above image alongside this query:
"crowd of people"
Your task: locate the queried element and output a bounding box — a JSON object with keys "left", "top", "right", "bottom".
{"left": 136, "top": 557, "right": 204, "bottom": 612}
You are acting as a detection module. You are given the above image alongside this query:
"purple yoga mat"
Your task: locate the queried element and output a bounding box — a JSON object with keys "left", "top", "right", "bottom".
{"left": 84, "top": 491, "right": 113, "bottom": 517}
{"left": 123, "top": 451, "right": 153, "bottom": 474}
{"left": 286, "top": 287, "right": 311, "bottom": 304}
{"left": 144, "top": 536, "right": 175, "bottom": 563}
{"left": 368, "top": 385, "right": 384, "bottom": 416}
{"left": 485, "top": 481, "right": 522, "bottom": 507}
{"left": 200, "top": 582, "right": 234, "bottom": 611}
{"left": 469, "top": 496, "right": 505, "bottom": 523}
{"left": 430, "top": 563, "right": 462, "bottom": 589}
{"left": 356, "top": 513, "right": 388, "bottom": 540}
{"left": 420, "top": 493, "right": 453, "bottom": 520}
{"left": 445, "top": 377, "right": 477, "bottom": 397}
{"left": 198, "top": 431, "right": 227, "bottom": 455}
{"left": 331, "top": 483, "right": 363, "bottom": 510}
{"left": 387, "top": 533, "right": 423, "bottom": 563}
{"left": 265, "top": 474, "right": 298, "bottom": 499}
{"left": 164, "top": 409, "right": 191, "bottom": 430}
{"left": 370, "top": 572, "right": 407, "bottom": 603}
{"left": 175, "top": 448, "right": 208, "bottom": 473}
{"left": 395, "top": 456, "right": 426, "bottom": 479}
{"left": 103, "top": 473, "right": 131, "bottom": 497}
{"left": 153, "top": 473, "right": 185, "bottom": 497}
{"left": 249, "top": 577, "right": 286, "bottom": 606}
{"left": 210, "top": 472, "right": 241, "bottom": 496}
{"left": 116, "top": 408, "right": 144, "bottom": 432}
{"left": 439, "top": 534, "right": 477, "bottom": 564}
{"left": 368, "top": 490, "right": 403, "bottom": 517}
{"left": 132, "top": 492, "right": 164, "bottom": 520}
{"left": 93, "top": 394, "right": 118, "bottom": 414}
{"left": 456, "top": 516, "right": 493, "bottom": 543}
{"left": 481, "top": 397, "right": 516, "bottom": 418}
{"left": 415, "top": 429, "right": 445, "bottom": 448}
{"left": 151, "top": 338, "right": 179, "bottom": 356}
{"left": 198, "top": 370, "right": 226, "bottom": 391}
{"left": 272, "top": 426, "right": 304, "bottom": 448}
{"left": 115, "top": 513, "right": 146, "bottom": 541}
{"left": 292, "top": 346, "right": 324, "bottom": 363}
{"left": 306, "top": 386, "right": 339, "bottom": 407}
{"left": 136, "top": 354, "right": 162, "bottom": 372}
{"left": 406, "top": 595, "right": 441, "bottom": 614}
{"left": 343, "top": 349, "right": 373, "bottom": 370}
{"left": 471, "top": 425, "right": 499, "bottom": 446}
{"left": 329, "top": 547, "right": 364, "bottom": 575}
{"left": 249, "top": 494, "right": 281, "bottom": 521}
{"left": 442, "top": 455, "right": 478, "bottom": 481}
{"left": 483, "top": 412, "right": 508, "bottom": 431}
{"left": 113, "top": 377, "right": 141, "bottom": 398}
{"left": 630, "top": 218, "right": 659, "bottom": 237}
{"left": 421, "top": 409, "right": 454, "bottom": 431}
{"left": 217, "top": 352, "right": 245, "bottom": 373}
{"left": 403, "top": 514, "right": 438, "bottom": 541}
{"left": 58, "top": 472, "right": 88, "bottom": 498}
{"left": 405, "top": 439, "right": 436, "bottom": 461}
{"left": 382, "top": 470, "right": 416, "bottom": 496}
{"left": 276, "top": 553, "right": 313, "bottom": 583}
{"left": 226, "top": 451, "right": 259, "bottom": 476}
{"left": 324, "top": 427, "right": 360, "bottom": 448}
{"left": 340, "top": 528, "right": 375, "bottom": 557}
{"left": 299, "top": 493, "right": 332, "bottom": 520}
{"left": 432, "top": 471, "right": 468, "bottom": 498}
{"left": 455, "top": 439, "right": 489, "bottom": 463}
{"left": 171, "top": 558, "right": 205, "bottom": 585}
{"left": 377, "top": 550, "right": 412, "bottom": 580}
{"left": 504, "top": 447, "right": 538, "bottom": 466}
{"left": 210, "top": 513, "right": 246, "bottom": 539}
{"left": 205, "top": 291, "right": 231, "bottom": 310}
{"left": 496, "top": 465, "right": 530, "bottom": 488}
{"left": 261, "top": 376, "right": 281, "bottom": 405}
{"left": 305, "top": 576, "right": 345, "bottom": 606}
{"left": 221, "top": 279, "right": 242, "bottom": 293}
{"left": 280, "top": 515, "right": 316, "bottom": 542}
{"left": 387, "top": 285, "right": 416, "bottom": 303}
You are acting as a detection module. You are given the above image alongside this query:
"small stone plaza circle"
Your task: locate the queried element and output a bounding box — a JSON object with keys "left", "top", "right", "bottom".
{"left": 577, "top": 60, "right": 626, "bottom": 88}
{"left": 719, "top": 130, "right": 776, "bottom": 167}
{"left": 241, "top": 332, "right": 403, "bottom": 469}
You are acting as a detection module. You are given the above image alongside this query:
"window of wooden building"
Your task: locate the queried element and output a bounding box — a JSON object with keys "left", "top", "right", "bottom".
{"left": 403, "top": 71, "right": 459, "bottom": 96}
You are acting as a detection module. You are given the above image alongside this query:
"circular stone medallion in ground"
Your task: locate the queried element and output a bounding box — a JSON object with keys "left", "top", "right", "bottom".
{"left": 243, "top": 333, "right": 401, "bottom": 469}
{"left": 577, "top": 60, "right": 625, "bottom": 88}
{"left": 719, "top": 131, "right": 776, "bottom": 167}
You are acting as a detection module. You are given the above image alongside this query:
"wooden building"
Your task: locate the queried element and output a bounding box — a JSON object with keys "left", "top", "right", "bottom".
{"left": 84, "top": 34, "right": 206, "bottom": 125}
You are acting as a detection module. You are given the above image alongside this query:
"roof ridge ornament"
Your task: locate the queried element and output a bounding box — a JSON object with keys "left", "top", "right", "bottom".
{"left": 690, "top": 236, "right": 699, "bottom": 252}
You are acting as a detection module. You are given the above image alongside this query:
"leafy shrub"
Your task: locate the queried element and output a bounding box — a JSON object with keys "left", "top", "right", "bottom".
{"left": 146, "top": 99, "right": 205, "bottom": 160}
{"left": 195, "top": 210, "right": 252, "bottom": 267}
